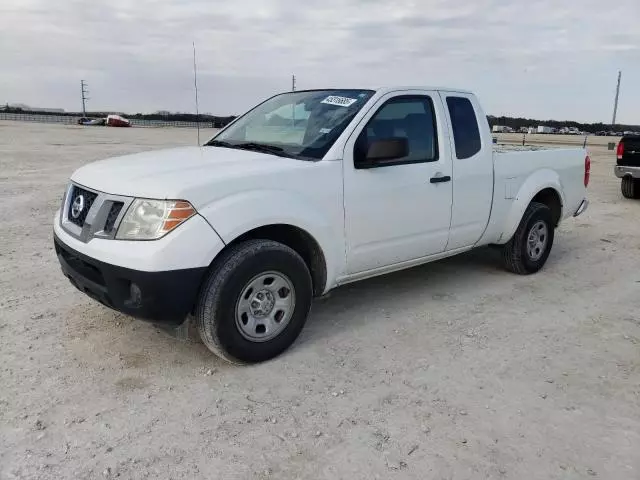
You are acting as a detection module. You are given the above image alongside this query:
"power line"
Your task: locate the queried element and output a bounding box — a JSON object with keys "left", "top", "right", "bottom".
{"left": 80, "top": 80, "right": 89, "bottom": 116}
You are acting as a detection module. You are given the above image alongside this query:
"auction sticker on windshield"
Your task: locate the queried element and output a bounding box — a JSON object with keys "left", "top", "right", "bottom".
{"left": 321, "top": 96, "right": 358, "bottom": 107}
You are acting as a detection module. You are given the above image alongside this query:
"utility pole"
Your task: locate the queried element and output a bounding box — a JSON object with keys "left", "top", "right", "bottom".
{"left": 80, "top": 80, "right": 89, "bottom": 117}
{"left": 192, "top": 42, "right": 200, "bottom": 145}
{"left": 612, "top": 70, "right": 622, "bottom": 126}
{"left": 291, "top": 74, "right": 296, "bottom": 92}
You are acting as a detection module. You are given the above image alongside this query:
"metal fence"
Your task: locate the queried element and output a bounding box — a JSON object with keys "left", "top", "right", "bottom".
{"left": 0, "top": 112, "right": 216, "bottom": 128}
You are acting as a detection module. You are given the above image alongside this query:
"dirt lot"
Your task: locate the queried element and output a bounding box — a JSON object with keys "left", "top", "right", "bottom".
{"left": 1, "top": 122, "right": 639, "bottom": 480}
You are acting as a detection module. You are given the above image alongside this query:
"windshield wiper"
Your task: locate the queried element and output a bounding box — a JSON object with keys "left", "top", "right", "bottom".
{"left": 235, "top": 142, "right": 284, "bottom": 152}
{"left": 205, "top": 139, "right": 235, "bottom": 148}
{"left": 233, "top": 142, "right": 297, "bottom": 158}
{"left": 206, "top": 140, "right": 302, "bottom": 159}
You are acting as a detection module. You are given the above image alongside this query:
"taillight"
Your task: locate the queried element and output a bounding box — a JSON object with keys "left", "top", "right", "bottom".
{"left": 616, "top": 141, "right": 624, "bottom": 160}
{"left": 584, "top": 155, "right": 591, "bottom": 187}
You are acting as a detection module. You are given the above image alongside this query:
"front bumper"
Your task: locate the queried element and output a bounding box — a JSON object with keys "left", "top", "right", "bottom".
{"left": 614, "top": 165, "right": 640, "bottom": 179}
{"left": 54, "top": 234, "right": 206, "bottom": 325}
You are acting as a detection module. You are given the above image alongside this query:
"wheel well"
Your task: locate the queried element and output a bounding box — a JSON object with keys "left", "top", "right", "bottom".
{"left": 228, "top": 224, "right": 327, "bottom": 297}
{"left": 531, "top": 188, "right": 562, "bottom": 226}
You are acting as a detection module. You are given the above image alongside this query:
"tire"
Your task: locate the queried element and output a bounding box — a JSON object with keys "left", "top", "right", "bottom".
{"left": 621, "top": 176, "right": 640, "bottom": 199}
{"left": 195, "top": 239, "right": 312, "bottom": 364}
{"left": 502, "top": 202, "right": 554, "bottom": 275}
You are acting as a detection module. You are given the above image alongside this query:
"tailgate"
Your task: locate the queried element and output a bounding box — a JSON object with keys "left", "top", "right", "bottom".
{"left": 619, "top": 136, "right": 640, "bottom": 167}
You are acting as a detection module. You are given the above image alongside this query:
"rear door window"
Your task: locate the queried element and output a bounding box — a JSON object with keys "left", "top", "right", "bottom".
{"left": 446, "top": 97, "right": 481, "bottom": 159}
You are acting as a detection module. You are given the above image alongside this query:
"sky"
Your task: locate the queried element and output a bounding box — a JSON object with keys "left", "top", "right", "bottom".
{"left": 1, "top": 0, "right": 639, "bottom": 123}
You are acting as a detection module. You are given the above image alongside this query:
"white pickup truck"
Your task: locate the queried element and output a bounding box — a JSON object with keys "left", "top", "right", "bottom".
{"left": 54, "top": 87, "right": 589, "bottom": 363}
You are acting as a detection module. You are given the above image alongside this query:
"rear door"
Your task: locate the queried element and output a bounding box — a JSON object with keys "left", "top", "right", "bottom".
{"left": 440, "top": 92, "right": 494, "bottom": 250}
{"left": 342, "top": 90, "right": 453, "bottom": 274}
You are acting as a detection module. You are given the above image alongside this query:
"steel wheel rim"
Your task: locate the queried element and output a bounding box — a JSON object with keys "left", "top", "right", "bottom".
{"left": 235, "top": 271, "right": 296, "bottom": 342}
{"left": 527, "top": 220, "right": 548, "bottom": 261}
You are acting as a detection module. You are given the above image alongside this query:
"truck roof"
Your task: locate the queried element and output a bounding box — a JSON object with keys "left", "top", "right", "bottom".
{"left": 374, "top": 86, "right": 474, "bottom": 95}
{"left": 292, "top": 86, "right": 474, "bottom": 95}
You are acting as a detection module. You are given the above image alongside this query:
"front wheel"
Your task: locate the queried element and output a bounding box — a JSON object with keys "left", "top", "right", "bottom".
{"left": 195, "top": 240, "right": 312, "bottom": 364}
{"left": 502, "top": 202, "right": 554, "bottom": 275}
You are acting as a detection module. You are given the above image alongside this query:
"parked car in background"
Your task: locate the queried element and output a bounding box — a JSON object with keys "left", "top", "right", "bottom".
{"left": 615, "top": 134, "right": 640, "bottom": 198}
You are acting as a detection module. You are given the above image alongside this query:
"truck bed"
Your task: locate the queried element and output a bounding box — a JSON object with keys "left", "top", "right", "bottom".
{"left": 483, "top": 146, "right": 588, "bottom": 244}
{"left": 493, "top": 144, "right": 562, "bottom": 153}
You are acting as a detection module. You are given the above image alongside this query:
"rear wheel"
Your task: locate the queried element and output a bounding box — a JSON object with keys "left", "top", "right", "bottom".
{"left": 195, "top": 240, "right": 312, "bottom": 364}
{"left": 502, "top": 202, "right": 554, "bottom": 275}
{"left": 621, "top": 176, "right": 640, "bottom": 199}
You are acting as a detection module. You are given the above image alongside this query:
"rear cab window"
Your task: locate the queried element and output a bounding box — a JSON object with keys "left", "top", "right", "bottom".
{"left": 446, "top": 96, "right": 481, "bottom": 159}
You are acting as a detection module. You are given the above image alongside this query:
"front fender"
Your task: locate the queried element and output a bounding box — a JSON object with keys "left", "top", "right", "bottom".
{"left": 498, "top": 169, "right": 565, "bottom": 244}
{"left": 198, "top": 189, "right": 343, "bottom": 291}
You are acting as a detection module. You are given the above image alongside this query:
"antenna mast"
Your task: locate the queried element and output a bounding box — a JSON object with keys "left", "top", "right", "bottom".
{"left": 193, "top": 42, "right": 201, "bottom": 145}
{"left": 291, "top": 74, "right": 297, "bottom": 127}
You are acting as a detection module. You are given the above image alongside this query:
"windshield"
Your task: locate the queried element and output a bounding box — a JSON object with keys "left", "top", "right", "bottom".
{"left": 205, "top": 89, "right": 375, "bottom": 160}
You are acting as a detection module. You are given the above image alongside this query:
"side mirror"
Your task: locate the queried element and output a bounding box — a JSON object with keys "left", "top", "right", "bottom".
{"left": 356, "top": 137, "right": 409, "bottom": 169}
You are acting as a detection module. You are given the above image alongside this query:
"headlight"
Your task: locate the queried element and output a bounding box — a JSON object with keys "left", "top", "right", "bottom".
{"left": 116, "top": 199, "right": 196, "bottom": 240}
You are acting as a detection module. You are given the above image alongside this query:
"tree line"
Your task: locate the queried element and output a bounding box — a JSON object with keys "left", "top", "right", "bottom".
{"left": 2, "top": 105, "right": 637, "bottom": 133}
{"left": 487, "top": 115, "right": 639, "bottom": 134}
{"left": 1, "top": 107, "right": 236, "bottom": 128}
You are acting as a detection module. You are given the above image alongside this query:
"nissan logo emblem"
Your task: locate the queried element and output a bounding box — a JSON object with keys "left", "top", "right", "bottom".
{"left": 71, "top": 195, "right": 85, "bottom": 219}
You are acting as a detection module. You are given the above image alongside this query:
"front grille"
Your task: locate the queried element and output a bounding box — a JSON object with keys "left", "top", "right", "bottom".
{"left": 67, "top": 186, "right": 98, "bottom": 227}
{"left": 104, "top": 202, "right": 124, "bottom": 233}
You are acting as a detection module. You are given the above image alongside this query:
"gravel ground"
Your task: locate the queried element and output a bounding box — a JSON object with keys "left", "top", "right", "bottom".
{"left": 1, "top": 121, "right": 639, "bottom": 480}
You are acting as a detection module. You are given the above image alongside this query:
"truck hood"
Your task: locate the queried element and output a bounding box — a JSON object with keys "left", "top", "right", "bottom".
{"left": 71, "top": 146, "right": 310, "bottom": 205}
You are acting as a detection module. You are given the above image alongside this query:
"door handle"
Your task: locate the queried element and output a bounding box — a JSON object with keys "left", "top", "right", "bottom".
{"left": 430, "top": 175, "right": 451, "bottom": 184}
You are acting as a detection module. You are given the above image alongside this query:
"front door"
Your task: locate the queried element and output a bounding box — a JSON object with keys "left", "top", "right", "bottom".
{"left": 342, "top": 91, "right": 453, "bottom": 274}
